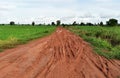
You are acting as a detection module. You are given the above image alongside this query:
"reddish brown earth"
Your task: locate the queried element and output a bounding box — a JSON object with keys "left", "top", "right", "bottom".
{"left": 0, "top": 27, "right": 120, "bottom": 78}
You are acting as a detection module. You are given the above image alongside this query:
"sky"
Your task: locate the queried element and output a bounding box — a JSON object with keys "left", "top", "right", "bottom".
{"left": 0, "top": 0, "right": 120, "bottom": 24}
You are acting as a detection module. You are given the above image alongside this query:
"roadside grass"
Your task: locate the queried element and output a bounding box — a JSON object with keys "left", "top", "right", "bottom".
{"left": 0, "top": 25, "right": 56, "bottom": 52}
{"left": 68, "top": 26, "right": 120, "bottom": 60}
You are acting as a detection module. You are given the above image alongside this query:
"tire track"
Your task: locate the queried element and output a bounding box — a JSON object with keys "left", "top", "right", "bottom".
{"left": 0, "top": 27, "right": 120, "bottom": 78}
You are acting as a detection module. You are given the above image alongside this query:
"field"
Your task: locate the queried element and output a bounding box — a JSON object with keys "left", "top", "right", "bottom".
{"left": 0, "top": 25, "right": 56, "bottom": 51}
{"left": 68, "top": 26, "right": 120, "bottom": 59}
{"left": 0, "top": 26, "right": 120, "bottom": 77}
{"left": 0, "top": 25, "right": 120, "bottom": 60}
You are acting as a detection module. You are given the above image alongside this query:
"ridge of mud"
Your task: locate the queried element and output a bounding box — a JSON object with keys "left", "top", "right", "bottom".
{"left": 0, "top": 27, "right": 120, "bottom": 78}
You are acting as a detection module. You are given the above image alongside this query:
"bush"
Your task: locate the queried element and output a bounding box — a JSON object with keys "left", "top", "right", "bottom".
{"left": 106, "top": 19, "right": 118, "bottom": 26}
{"left": 10, "top": 21, "right": 15, "bottom": 25}
{"left": 68, "top": 26, "right": 120, "bottom": 59}
{"left": 0, "top": 37, "right": 18, "bottom": 49}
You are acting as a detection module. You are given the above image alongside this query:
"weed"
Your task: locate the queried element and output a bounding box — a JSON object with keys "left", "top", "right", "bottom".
{"left": 69, "top": 26, "right": 120, "bottom": 59}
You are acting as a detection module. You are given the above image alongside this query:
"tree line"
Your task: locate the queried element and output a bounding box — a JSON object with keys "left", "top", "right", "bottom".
{"left": 1, "top": 18, "right": 120, "bottom": 26}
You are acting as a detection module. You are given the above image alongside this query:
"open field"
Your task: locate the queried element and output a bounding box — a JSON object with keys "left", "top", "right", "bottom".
{"left": 0, "top": 25, "right": 56, "bottom": 51}
{"left": 68, "top": 26, "right": 120, "bottom": 59}
{"left": 0, "top": 0, "right": 120, "bottom": 77}
{"left": 0, "top": 27, "right": 119, "bottom": 78}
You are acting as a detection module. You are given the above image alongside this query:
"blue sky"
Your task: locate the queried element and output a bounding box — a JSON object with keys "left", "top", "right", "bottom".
{"left": 0, "top": 0, "right": 120, "bottom": 24}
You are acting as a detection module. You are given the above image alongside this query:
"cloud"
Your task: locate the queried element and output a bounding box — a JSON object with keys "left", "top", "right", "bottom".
{"left": 93, "top": 0, "right": 113, "bottom": 2}
{"left": 20, "top": 0, "right": 75, "bottom": 3}
{"left": 0, "top": 0, "right": 120, "bottom": 24}
{"left": 0, "top": 5, "right": 16, "bottom": 11}
{"left": 0, "top": 2, "right": 17, "bottom": 11}
{"left": 95, "top": 0, "right": 110, "bottom": 1}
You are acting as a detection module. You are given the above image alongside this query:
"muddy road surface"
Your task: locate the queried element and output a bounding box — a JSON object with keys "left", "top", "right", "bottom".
{"left": 0, "top": 27, "right": 120, "bottom": 78}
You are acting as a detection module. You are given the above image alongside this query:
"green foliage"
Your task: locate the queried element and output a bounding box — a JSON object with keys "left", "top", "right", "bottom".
{"left": 51, "top": 22, "right": 55, "bottom": 26}
{"left": 73, "top": 21, "right": 77, "bottom": 26}
{"left": 100, "top": 22, "right": 103, "bottom": 26}
{"left": 32, "top": 21, "right": 35, "bottom": 26}
{"left": 0, "top": 37, "right": 18, "bottom": 49}
{"left": 69, "top": 26, "right": 120, "bottom": 59}
{"left": 86, "top": 23, "right": 94, "bottom": 26}
{"left": 106, "top": 19, "right": 118, "bottom": 26}
{"left": 80, "top": 22, "right": 85, "bottom": 26}
{"left": 56, "top": 20, "right": 61, "bottom": 26}
{"left": 0, "top": 25, "right": 56, "bottom": 51}
{"left": 10, "top": 21, "right": 15, "bottom": 25}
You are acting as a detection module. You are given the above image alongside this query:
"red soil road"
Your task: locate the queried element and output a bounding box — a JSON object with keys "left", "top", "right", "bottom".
{"left": 0, "top": 27, "right": 120, "bottom": 78}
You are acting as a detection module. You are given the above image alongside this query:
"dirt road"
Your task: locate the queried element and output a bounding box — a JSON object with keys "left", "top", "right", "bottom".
{"left": 0, "top": 27, "right": 120, "bottom": 78}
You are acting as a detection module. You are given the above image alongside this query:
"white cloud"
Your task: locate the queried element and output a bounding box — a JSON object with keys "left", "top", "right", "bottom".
{"left": 0, "top": 0, "right": 120, "bottom": 24}
{"left": 0, "top": 1, "right": 17, "bottom": 11}
{"left": 94, "top": 0, "right": 113, "bottom": 2}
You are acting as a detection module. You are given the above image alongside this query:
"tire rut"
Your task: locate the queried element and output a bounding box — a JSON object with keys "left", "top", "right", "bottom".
{"left": 0, "top": 27, "right": 120, "bottom": 78}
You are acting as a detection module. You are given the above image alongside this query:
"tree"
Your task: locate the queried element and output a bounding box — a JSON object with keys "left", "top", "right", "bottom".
{"left": 32, "top": 21, "right": 35, "bottom": 26}
{"left": 72, "top": 21, "right": 77, "bottom": 26}
{"left": 51, "top": 22, "right": 55, "bottom": 26}
{"left": 118, "top": 24, "right": 120, "bottom": 26}
{"left": 56, "top": 20, "right": 61, "bottom": 26}
{"left": 10, "top": 21, "right": 15, "bottom": 25}
{"left": 61, "top": 23, "right": 65, "bottom": 27}
{"left": 100, "top": 22, "right": 103, "bottom": 26}
{"left": 106, "top": 18, "right": 118, "bottom": 26}
{"left": 86, "top": 22, "right": 94, "bottom": 26}
{"left": 80, "top": 22, "right": 85, "bottom": 26}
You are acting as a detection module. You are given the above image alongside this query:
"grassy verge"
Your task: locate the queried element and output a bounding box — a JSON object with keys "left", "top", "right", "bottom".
{"left": 0, "top": 25, "right": 56, "bottom": 52}
{"left": 67, "top": 26, "right": 120, "bottom": 60}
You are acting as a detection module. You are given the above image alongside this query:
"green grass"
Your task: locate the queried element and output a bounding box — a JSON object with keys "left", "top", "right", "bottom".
{"left": 68, "top": 26, "right": 120, "bottom": 60}
{"left": 0, "top": 25, "right": 56, "bottom": 51}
